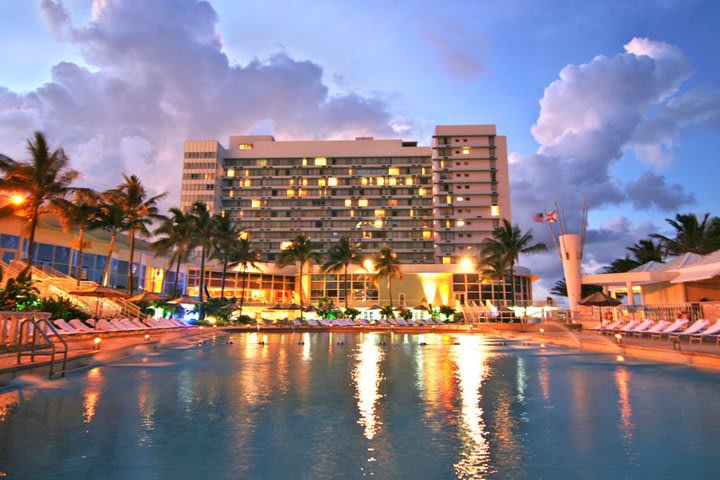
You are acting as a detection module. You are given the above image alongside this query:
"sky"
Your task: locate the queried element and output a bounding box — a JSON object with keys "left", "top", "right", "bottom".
{"left": 1, "top": 0, "right": 719, "bottom": 298}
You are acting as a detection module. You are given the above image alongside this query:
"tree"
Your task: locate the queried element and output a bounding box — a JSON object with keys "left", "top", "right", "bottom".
{"left": 322, "top": 236, "right": 364, "bottom": 309}
{"left": 379, "top": 305, "right": 395, "bottom": 321}
{"left": 111, "top": 174, "right": 166, "bottom": 293}
{"left": 65, "top": 189, "right": 100, "bottom": 286}
{"left": 551, "top": 279, "right": 602, "bottom": 298}
{"left": 210, "top": 214, "right": 242, "bottom": 299}
{"left": 478, "top": 257, "right": 508, "bottom": 305}
{"left": 93, "top": 193, "right": 128, "bottom": 286}
{"left": 627, "top": 238, "right": 663, "bottom": 264}
{"left": 276, "top": 233, "right": 321, "bottom": 308}
{"left": 602, "top": 256, "right": 641, "bottom": 273}
{"left": 0, "top": 132, "right": 79, "bottom": 268}
{"left": 151, "top": 208, "right": 194, "bottom": 297}
{"left": 188, "top": 202, "right": 215, "bottom": 303}
{"left": 229, "top": 237, "right": 260, "bottom": 315}
{"left": 479, "top": 219, "right": 547, "bottom": 305}
{"left": 374, "top": 246, "right": 402, "bottom": 307}
{"left": 651, "top": 213, "right": 720, "bottom": 255}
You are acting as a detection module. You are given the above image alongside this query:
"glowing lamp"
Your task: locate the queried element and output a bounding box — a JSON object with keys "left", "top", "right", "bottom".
{"left": 10, "top": 194, "right": 25, "bottom": 205}
{"left": 199, "top": 326, "right": 205, "bottom": 330}
{"left": 144, "top": 334, "right": 150, "bottom": 341}
{"left": 616, "top": 355, "right": 625, "bottom": 362}
{"left": 459, "top": 257, "right": 473, "bottom": 271}
{"left": 93, "top": 337, "right": 102, "bottom": 350}
{"left": 539, "top": 328, "right": 544, "bottom": 334}
{"left": 363, "top": 259, "right": 374, "bottom": 272}
{"left": 614, "top": 333, "right": 622, "bottom": 344}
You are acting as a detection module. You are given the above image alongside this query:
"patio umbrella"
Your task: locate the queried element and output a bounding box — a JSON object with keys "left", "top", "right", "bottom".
{"left": 167, "top": 295, "right": 202, "bottom": 305}
{"left": 368, "top": 304, "right": 382, "bottom": 310}
{"left": 270, "top": 304, "right": 284, "bottom": 310}
{"left": 394, "top": 306, "right": 409, "bottom": 312}
{"left": 287, "top": 303, "right": 302, "bottom": 310}
{"left": 127, "top": 291, "right": 167, "bottom": 303}
{"left": 69, "top": 285, "right": 127, "bottom": 317}
{"left": 304, "top": 305, "right": 317, "bottom": 312}
{"left": 579, "top": 291, "right": 621, "bottom": 327}
{"left": 413, "top": 305, "right": 432, "bottom": 312}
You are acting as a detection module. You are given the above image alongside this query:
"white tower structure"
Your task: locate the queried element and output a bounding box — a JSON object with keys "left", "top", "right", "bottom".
{"left": 559, "top": 234, "right": 583, "bottom": 313}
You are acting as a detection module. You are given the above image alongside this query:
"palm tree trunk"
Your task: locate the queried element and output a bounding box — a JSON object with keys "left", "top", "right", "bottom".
{"left": 220, "top": 258, "right": 228, "bottom": 299}
{"left": 509, "top": 261, "right": 516, "bottom": 306}
{"left": 199, "top": 247, "right": 206, "bottom": 302}
{"left": 344, "top": 265, "right": 349, "bottom": 310}
{"left": 298, "top": 262, "right": 304, "bottom": 308}
{"left": 239, "top": 266, "right": 248, "bottom": 315}
{"left": 388, "top": 276, "right": 393, "bottom": 308}
{"left": 26, "top": 205, "right": 40, "bottom": 268}
{"left": 76, "top": 227, "right": 85, "bottom": 286}
{"left": 172, "top": 258, "right": 181, "bottom": 297}
{"left": 102, "top": 233, "right": 116, "bottom": 286}
{"left": 127, "top": 228, "right": 136, "bottom": 294}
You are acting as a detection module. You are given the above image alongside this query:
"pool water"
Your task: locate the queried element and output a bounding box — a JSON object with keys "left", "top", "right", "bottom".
{"left": 1, "top": 332, "right": 719, "bottom": 479}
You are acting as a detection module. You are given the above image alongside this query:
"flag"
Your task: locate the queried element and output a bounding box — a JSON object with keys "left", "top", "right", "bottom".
{"left": 533, "top": 212, "right": 545, "bottom": 223}
{"left": 546, "top": 210, "right": 558, "bottom": 222}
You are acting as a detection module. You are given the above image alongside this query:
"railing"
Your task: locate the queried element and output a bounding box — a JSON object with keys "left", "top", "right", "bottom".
{"left": 578, "top": 302, "right": 705, "bottom": 324}
{"left": 15, "top": 315, "right": 68, "bottom": 378}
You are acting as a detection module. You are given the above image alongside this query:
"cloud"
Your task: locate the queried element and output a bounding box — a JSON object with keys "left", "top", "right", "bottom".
{"left": 425, "top": 21, "right": 485, "bottom": 81}
{"left": 2, "top": 0, "right": 397, "bottom": 198}
{"left": 511, "top": 37, "right": 720, "bottom": 292}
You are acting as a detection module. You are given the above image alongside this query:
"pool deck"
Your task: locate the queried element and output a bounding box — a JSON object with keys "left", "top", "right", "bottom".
{"left": 2, "top": 323, "right": 719, "bottom": 386}
{"left": 0, "top": 327, "right": 210, "bottom": 387}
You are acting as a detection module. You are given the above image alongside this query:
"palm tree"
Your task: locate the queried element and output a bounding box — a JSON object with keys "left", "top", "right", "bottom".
{"left": 151, "top": 208, "right": 194, "bottom": 297}
{"left": 627, "top": 238, "right": 663, "bottom": 264}
{"left": 374, "top": 245, "right": 402, "bottom": 307}
{"left": 276, "top": 233, "right": 321, "bottom": 308}
{"left": 479, "top": 219, "right": 547, "bottom": 305}
{"left": 93, "top": 193, "right": 128, "bottom": 286}
{"left": 322, "top": 237, "right": 364, "bottom": 309}
{"left": 65, "top": 189, "right": 100, "bottom": 286}
{"left": 210, "top": 214, "right": 242, "bottom": 299}
{"left": 602, "top": 256, "right": 641, "bottom": 273}
{"left": 0, "top": 132, "right": 79, "bottom": 268}
{"left": 111, "top": 174, "right": 166, "bottom": 293}
{"left": 651, "top": 213, "right": 719, "bottom": 255}
{"left": 478, "top": 257, "right": 508, "bottom": 305}
{"left": 551, "top": 279, "right": 602, "bottom": 298}
{"left": 229, "top": 237, "right": 260, "bottom": 315}
{"left": 188, "top": 202, "right": 215, "bottom": 302}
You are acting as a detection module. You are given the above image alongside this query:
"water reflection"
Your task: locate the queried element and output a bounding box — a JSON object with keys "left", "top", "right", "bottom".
{"left": 450, "top": 336, "right": 491, "bottom": 479}
{"left": 83, "top": 367, "right": 104, "bottom": 424}
{"left": 539, "top": 356, "right": 550, "bottom": 402}
{"left": 353, "top": 333, "right": 385, "bottom": 440}
{"left": 0, "top": 390, "right": 21, "bottom": 424}
{"left": 615, "top": 367, "right": 634, "bottom": 439}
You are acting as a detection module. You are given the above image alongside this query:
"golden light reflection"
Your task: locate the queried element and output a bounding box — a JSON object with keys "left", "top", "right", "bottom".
{"left": 419, "top": 273, "right": 438, "bottom": 306}
{"left": 303, "top": 332, "right": 311, "bottom": 361}
{"left": 0, "top": 391, "right": 21, "bottom": 423}
{"left": 353, "top": 334, "right": 385, "bottom": 440}
{"left": 539, "top": 356, "right": 550, "bottom": 402}
{"left": 450, "top": 336, "right": 491, "bottom": 479}
{"left": 83, "top": 367, "right": 104, "bottom": 424}
{"left": 615, "top": 368, "right": 634, "bottom": 439}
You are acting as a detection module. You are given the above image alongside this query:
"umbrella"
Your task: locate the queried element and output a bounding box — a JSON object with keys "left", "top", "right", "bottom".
{"left": 413, "top": 305, "right": 432, "bottom": 312}
{"left": 578, "top": 292, "right": 621, "bottom": 307}
{"left": 167, "top": 295, "right": 202, "bottom": 305}
{"left": 304, "top": 305, "right": 317, "bottom": 312}
{"left": 394, "top": 305, "right": 409, "bottom": 312}
{"left": 368, "top": 304, "right": 382, "bottom": 310}
{"left": 69, "top": 285, "right": 127, "bottom": 317}
{"left": 287, "top": 303, "right": 302, "bottom": 310}
{"left": 127, "top": 291, "right": 167, "bottom": 303}
{"left": 270, "top": 304, "right": 284, "bottom": 310}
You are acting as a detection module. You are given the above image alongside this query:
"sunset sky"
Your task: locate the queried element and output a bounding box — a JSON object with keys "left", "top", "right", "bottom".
{"left": 1, "top": 0, "right": 719, "bottom": 295}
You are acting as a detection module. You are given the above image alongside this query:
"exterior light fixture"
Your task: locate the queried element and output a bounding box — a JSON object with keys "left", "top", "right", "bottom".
{"left": 144, "top": 334, "right": 150, "bottom": 341}
{"left": 539, "top": 328, "right": 544, "bottom": 334}
{"left": 93, "top": 337, "right": 102, "bottom": 350}
{"left": 614, "top": 333, "right": 622, "bottom": 344}
{"left": 10, "top": 194, "right": 25, "bottom": 205}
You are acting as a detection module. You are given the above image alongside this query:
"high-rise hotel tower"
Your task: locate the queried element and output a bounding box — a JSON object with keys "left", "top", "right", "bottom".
{"left": 181, "top": 125, "right": 511, "bottom": 264}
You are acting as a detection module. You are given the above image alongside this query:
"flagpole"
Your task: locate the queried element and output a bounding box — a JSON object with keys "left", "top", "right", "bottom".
{"left": 546, "top": 211, "right": 562, "bottom": 261}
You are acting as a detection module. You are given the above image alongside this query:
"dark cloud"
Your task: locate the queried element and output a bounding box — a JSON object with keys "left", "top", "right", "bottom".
{"left": 1, "top": 0, "right": 398, "bottom": 199}
{"left": 626, "top": 171, "right": 695, "bottom": 210}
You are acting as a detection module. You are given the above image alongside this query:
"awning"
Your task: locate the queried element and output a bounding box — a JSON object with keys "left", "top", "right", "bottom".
{"left": 671, "top": 267, "right": 720, "bottom": 284}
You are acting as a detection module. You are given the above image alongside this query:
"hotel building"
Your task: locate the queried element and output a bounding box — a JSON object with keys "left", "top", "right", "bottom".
{"left": 181, "top": 125, "right": 511, "bottom": 265}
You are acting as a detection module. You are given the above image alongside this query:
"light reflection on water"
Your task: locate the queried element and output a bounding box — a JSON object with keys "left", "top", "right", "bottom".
{"left": 1, "top": 333, "right": 720, "bottom": 480}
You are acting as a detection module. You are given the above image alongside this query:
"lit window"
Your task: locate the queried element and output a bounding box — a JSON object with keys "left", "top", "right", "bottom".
{"left": 328, "top": 177, "right": 338, "bottom": 186}
{"left": 388, "top": 178, "right": 397, "bottom": 186}
{"left": 280, "top": 241, "right": 292, "bottom": 250}
{"left": 445, "top": 220, "right": 453, "bottom": 228}
{"left": 243, "top": 179, "right": 252, "bottom": 187}
{"left": 350, "top": 209, "right": 355, "bottom": 217}
{"left": 422, "top": 231, "right": 431, "bottom": 239}
{"left": 238, "top": 143, "right": 253, "bottom": 150}
{"left": 314, "top": 157, "right": 327, "bottom": 166}
{"left": 405, "top": 177, "right": 413, "bottom": 186}
{"left": 446, "top": 195, "right": 453, "bottom": 204}
{"left": 389, "top": 199, "right": 398, "bottom": 206}
{"left": 443, "top": 257, "right": 452, "bottom": 264}
{"left": 345, "top": 199, "right": 352, "bottom": 207}
{"left": 491, "top": 205, "right": 500, "bottom": 217}
{"left": 256, "top": 159, "right": 267, "bottom": 166}
{"left": 374, "top": 219, "right": 383, "bottom": 228}
{"left": 376, "top": 177, "right": 385, "bottom": 186}
{"left": 359, "top": 199, "right": 368, "bottom": 207}
{"left": 251, "top": 199, "right": 261, "bottom": 208}
{"left": 318, "top": 178, "right": 326, "bottom": 187}
{"left": 239, "top": 231, "right": 249, "bottom": 240}
{"left": 457, "top": 197, "right": 464, "bottom": 202}
{"left": 302, "top": 179, "right": 309, "bottom": 186}
{"left": 289, "top": 179, "right": 295, "bottom": 186}
{"left": 410, "top": 209, "right": 416, "bottom": 217}
{"left": 302, "top": 158, "right": 308, "bottom": 166}
{"left": 244, "top": 170, "right": 250, "bottom": 177}
{"left": 374, "top": 209, "right": 385, "bottom": 217}
{"left": 418, "top": 187, "right": 427, "bottom": 196}
{"left": 421, "top": 167, "right": 426, "bottom": 175}
{"left": 462, "top": 148, "right": 470, "bottom": 155}
{"left": 361, "top": 177, "right": 369, "bottom": 186}
{"left": 457, "top": 220, "right": 465, "bottom": 227}
{"left": 388, "top": 167, "right": 399, "bottom": 176}
{"left": 299, "top": 189, "right": 307, "bottom": 197}
{"left": 229, "top": 190, "right": 235, "bottom": 198}
{"left": 287, "top": 188, "right": 296, "bottom": 196}
{"left": 227, "top": 168, "right": 235, "bottom": 177}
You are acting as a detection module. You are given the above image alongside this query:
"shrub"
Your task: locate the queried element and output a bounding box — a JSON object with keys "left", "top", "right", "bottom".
{"left": 39, "top": 297, "right": 89, "bottom": 320}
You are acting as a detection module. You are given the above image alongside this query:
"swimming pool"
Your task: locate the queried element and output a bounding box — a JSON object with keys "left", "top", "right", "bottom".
{"left": 1, "top": 332, "right": 719, "bottom": 479}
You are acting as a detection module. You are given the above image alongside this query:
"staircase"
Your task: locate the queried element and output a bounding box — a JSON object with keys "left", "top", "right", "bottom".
{"left": 3, "top": 260, "right": 146, "bottom": 319}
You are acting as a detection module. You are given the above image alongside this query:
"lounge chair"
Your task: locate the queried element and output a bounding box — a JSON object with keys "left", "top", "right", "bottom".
{"left": 651, "top": 319, "right": 688, "bottom": 340}
{"left": 53, "top": 319, "right": 80, "bottom": 334}
{"left": 627, "top": 319, "right": 654, "bottom": 336}
{"left": 617, "top": 320, "right": 640, "bottom": 332}
{"left": 109, "top": 319, "right": 133, "bottom": 331}
{"left": 359, "top": 318, "right": 370, "bottom": 325}
{"left": 69, "top": 319, "right": 94, "bottom": 332}
{"left": 95, "top": 319, "right": 119, "bottom": 331}
{"left": 688, "top": 320, "right": 720, "bottom": 344}
{"left": 670, "top": 319, "right": 710, "bottom": 342}
{"left": 292, "top": 319, "right": 303, "bottom": 326}
{"left": 641, "top": 320, "right": 670, "bottom": 337}
{"left": 377, "top": 318, "right": 388, "bottom": 325}
{"left": 129, "top": 318, "right": 149, "bottom": 329}
{"left": 306, "top": 319, "right": 319, "bottom": 326}
{"left": 396, "top": 318, "right": 408, "bottom": 326}
{"left": 600, "top": 319, "right": 625, "bottom": 332}
{"left": 388, "top": 318, "right": 399, "bottom": 326}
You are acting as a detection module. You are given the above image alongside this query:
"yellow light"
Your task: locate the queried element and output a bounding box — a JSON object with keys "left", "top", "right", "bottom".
{"left": 314, "top": 157, "right": 327, "bottom": 166}
{"left": 328, "top": 177, "right": 338, "bottom": 186}
{"left": 460, "top": 257, "right": 473, "bottom": 270}
{"left": 239, "top": 231, "right": 249, "bottom": 240}
{"left": 244, "top": 179, "right": 252, "bottom": 187}
{"left": 345, "top": 199, "right": 352, "bottom": 207}
{"left": 405, "top": 177, "right": 413, "bottom": 186}
{"left": 318, "top": 178, "right": 326, "bottom": 187}
{"left": 361, "top": 177, "right": 368, "bottom": 186}
{"left": 462, "top": 148, "right": 470, "bottom": 155}
{"left": 373, "top": 219, "right": 383, "bottom": 228}
{"left": 251, "top": 199, "right": 261, "bottom": 208}
{"left": 358, "top": 199, "right": 368, "bottom": 207}
{"left": 442, "top": 257, "right": 451, "bottom": 264}
{"left": 388, "top": 178, "right": 397, "bottom": 186}
{"left": 491, "top": 205, "right": 500, "bottom": 217}
{"left": 238, "top": 143, "right": 253, "bottom": 150}
{"left": 229, "top": 190, "right": 235, "bottom": 198}
{"left": 539, "top": 328, "right": 544, "bottom": 334}
{"left": 617, "top": 355, "right": 625, "bottom": 362}
{"left": 388, "top": 167, "right": 399, "bottom": 176}
{"left": 280, "top": 241, "right": 293, "bottom": 250}
{"left": 374, "top": 209, "right": 385, "bottom": 217}
{"left": 9, "top": 194, "right": 25, "bottom": 205}
{"left": 446, "top": 195, "right": 452, "bottom": 204}
{"left": 227, "top": 168, "right": 235, "bottom": 177}
{"left": 144, "top": 334, "right": 150, "bottom": 341}
{"left": 418, "top": 187, "right": 427, "bottom": 196}
{"left": 207, "top": 316, "right": 217, "bottom": 324}
{"left": 286, "top": 189, "right": 295, "bottom": 196}
{"left": 93, "top": 337, "right": 102, "bottom": 344}
{"left": 457, "top": 220, "right": 465, "bottom": 227}
{"left": 376, "top": 177, "right": 385, "bottom": 186}
{"left": 363, "top": 259, "right": 374, "bottom": 272}
{"left": 422, "top": 231, "right": 431, "bottom": 239}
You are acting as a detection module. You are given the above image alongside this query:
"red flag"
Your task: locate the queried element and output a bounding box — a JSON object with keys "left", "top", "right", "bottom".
{"left": 533, "top": 212, "right": 545, "bottom": 223}
{"left": 546, "top": 210, "right": 558, "bottom": 222}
